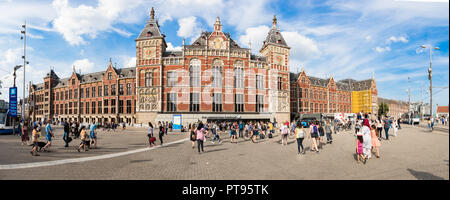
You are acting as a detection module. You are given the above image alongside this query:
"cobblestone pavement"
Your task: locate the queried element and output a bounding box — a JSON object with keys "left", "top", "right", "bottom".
{"left": 0, "top": 124, "right": 448, "bottom": 180}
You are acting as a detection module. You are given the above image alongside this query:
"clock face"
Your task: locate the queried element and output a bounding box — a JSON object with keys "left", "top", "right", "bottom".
{"left": 209, "top": 37, "right": 226, "bottom": 49}
{"left": 142, "top": 47, "right": 156, "bottom": 59}
{"left": 274, "top": 53, "right": 285, "bottom": 65}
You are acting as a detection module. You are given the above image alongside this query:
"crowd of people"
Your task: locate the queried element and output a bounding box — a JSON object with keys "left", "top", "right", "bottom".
{"left": 14, "top": 113, "right": 406, "bottom": 162}
{"left": 16, "top": 119, "right": 98, "bottom": 156}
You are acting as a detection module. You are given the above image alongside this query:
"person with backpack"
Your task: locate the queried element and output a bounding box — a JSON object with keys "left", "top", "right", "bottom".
{"left": 280, "top": 122, "right": 289, "bottom": 146}
{"left": 295, "top": 124, "right": 305, "bottom": 155}
{"left": 309, "top": 121, "right": 319, "bottom": 153}
{"left": 42, "top": 120, "right": 54, "bottom": 151}
{"left": 63, "top": 120, "right": 72, "bottom": 147}
{"left": 238, "top": 121, "right": 244, "bottom": 138}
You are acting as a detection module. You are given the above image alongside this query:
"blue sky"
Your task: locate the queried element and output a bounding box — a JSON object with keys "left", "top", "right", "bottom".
{"left": 0, "top": 0, "right": 448, "bottom": 112}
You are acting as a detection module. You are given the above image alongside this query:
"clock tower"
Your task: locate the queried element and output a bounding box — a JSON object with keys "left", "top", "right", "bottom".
{"left": 260, "top": 15, "right": 291, "bottom": 123}
{"left": 135, "top": 7, "right": 167, "bottom": 124}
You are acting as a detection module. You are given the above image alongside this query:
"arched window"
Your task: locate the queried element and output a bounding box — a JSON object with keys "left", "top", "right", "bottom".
{"left": 145, "top": 71, "right": 153, "bottom": 87}
{"left": 212, "top": 59, "right": 223, "bottom": 87}
{"left": 189, "top": 59, "right": 201, "bottom": 87}
{"left": 234, "top": 60, "right": 244, "bottom": 88}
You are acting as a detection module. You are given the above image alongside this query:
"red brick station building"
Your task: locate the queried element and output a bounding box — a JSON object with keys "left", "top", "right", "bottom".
{"left": 28, "top": 8, "right": 376, "bottom": 125}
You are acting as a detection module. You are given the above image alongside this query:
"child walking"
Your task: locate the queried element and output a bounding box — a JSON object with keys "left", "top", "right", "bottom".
{"left": 356, "top": 132, "right": 366, "bottom": 164}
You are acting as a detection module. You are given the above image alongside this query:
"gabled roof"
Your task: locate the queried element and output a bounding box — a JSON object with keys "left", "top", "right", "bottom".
{"left": 261, "top": 16, "right": 289, "bottom": 51}
{"left": 45, "top": 69, "right": 59, "bottom": 80}
{"left": 186, "top": 31, "right": 245, "bottom": 50}
{"left": 136, "top": 8, "right": 164, "bottom": 40}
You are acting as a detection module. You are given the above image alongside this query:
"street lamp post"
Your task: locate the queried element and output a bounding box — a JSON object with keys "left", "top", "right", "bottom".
{"left": 20, "top": 22, "right": 27, "bottom": 122}
{"left": 421, "top": 45, "right": 439, "bottom": 119}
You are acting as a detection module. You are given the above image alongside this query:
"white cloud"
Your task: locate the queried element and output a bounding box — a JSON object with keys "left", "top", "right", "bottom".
{"left": 177, "top": 16, "right": 201, "bottom": 40}
{"left": 72, "top": 59, "right": 95, "bottom": 74}
{"left": 238, "top": 25, "right": 270, "bottom": 53}
{"left": 387, "top": 35, "right": 409, "bottom": 44}
{"left": 123, "top": 57, "right": 136, "bottom": 68}
{"left": 375, "top": 46, "right": 392, "bottom": 53}
{"left": 365, "top": 35, "right": 372, "bottom": 41}
{"left": 51, "top": 0, "right": 144, "bottom": 45}
{"left": 166, "top": 42, "right": 182, "bottom": 51}
{"left": 282, "top": 31, "right": 321, "bottom": 61}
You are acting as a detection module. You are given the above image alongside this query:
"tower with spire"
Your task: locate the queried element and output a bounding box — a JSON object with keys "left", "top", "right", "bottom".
{"left": 259, "top": 15, "right": 291, "bottom": 122}
{"left": 135, "top": 7, "right": 166, "bottom": 123}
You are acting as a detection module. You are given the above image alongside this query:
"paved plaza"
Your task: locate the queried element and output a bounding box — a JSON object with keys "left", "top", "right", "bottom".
{"left": 0, "top": 124, "right": 448, "bottom": 180}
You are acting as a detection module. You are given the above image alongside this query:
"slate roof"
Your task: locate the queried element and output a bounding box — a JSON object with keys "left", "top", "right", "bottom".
{"left": 163, "top": 51, "right": 183, "bottom": 57}
{"left": 44, "top": 70, "right": 59, "bottom": 79}
{"left": 35, "top": 67, "right": 136, "bottom": 89}
{"left": 186, "top": 31, "right": 245, "bottom": 50}
{"left": 250, "top": 54, "right": 267, "bottom": 62}
{"left": 289, "top": 72, "right": 373, "bottom": 91}
{"left": 136, "top": 11, "right": 164, "bottom": 40}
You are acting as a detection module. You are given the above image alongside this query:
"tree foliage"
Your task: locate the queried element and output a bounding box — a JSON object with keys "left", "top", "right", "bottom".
{"left": 378, "top": 102, "right": 389, "bottom": 117}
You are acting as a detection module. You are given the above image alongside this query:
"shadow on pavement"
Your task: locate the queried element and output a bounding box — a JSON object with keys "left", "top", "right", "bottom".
{"left": 202, "top": 148, "right": 228, "bottom": 154}
{"left": 130, "top": 159, "right": 153, "bottom": 163}
{"left": 407, "top": 168, "right": 445, "bottom": 180}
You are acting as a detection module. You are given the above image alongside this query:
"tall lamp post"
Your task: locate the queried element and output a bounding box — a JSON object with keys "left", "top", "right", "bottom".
{"left": 420, "top": 45, "right": 439, "bottom": 119}
{"left": 20, "top": 22, "right": 28, "bottom": 121}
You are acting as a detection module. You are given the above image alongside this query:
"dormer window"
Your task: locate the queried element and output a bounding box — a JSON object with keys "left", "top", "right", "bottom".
{"left": 277, "top": 40, "right": 281, "bottom": 44}
{"left": 147, "top": 31, "right": 152, "bottom": 37}
{"left": 108, "top": 72, "right": 112, "bottom": 80}
{"left": 195, "top": 42, "right": 200, "bottom": 46}
{"left": 72, "top": 79, "right": 75, "bottom": 85}
{"left": 276, "top": 32, "right": 279, "bottom": 35}
{"left": 149, "top": 24, "right": 153, "bottom": 27}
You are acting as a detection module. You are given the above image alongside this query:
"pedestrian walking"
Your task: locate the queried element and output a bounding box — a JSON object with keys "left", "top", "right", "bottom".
{"left": 190, "top": 124, "right": 196, "bottom": 148}
{"left": 370, "top": 124, "right": 381, "bottom": 158}
{"left": 376, "top": 119, "right": 383, "bottom": 140}
{"left": 30, "top": 125, "right": 40, "bottom": 156}
{"left": 356, "top": 132, "right": 366, "bottom": 164}
{"left": 238, "top": 121, "right": 244, "bottom": 138}
{"left": 63, "top": 120, "right": 72, "bottom": 147}
{"left": 309, "top": 122, "right": 319, "bottom": 153}
{"left": 158, "top": 121, "right": 164, "bottom": 145}
{"left": 148, "top": 122, "right": 156, "bottom": 147}
{"left": 383, "top": 117, "right": 390, "bottom": 140}
{"left": 212, "top": 122, "right": 222, "bottom": 144}
{"left": 295, "top": 124, "right": 305, "bottom": 155}
{"left": 393, "top": 118, "right": 398, "bottom": 137}
{"left": 42, "top": 120, "right": 54, "bottom": 151}
{"left": 21, "top": 120, "right": 30, "bottom": 146}
{"left": 196, "top": 123, "right": 206, "bottom": 153}
{"left": 325, "top": 121, "right": 333, "bottom": 144}
{"left": 362, "top": 118, "right": 372, "bottom": 160}
{"left": 318, "top": 123, "right": 324, "bottom": 149}
{"left": 280, "top": 122, "right": 289, "bottom": 146}
{"left": 77, "top": 126, "right": 88, "bottom": 152}
{"left": 90, "top": 122, "right": 97, "bottom": 149}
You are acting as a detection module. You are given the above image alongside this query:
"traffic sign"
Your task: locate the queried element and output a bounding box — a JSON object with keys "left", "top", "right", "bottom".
{"left": 9, "top": 87, "right": 17, "bottom": 117}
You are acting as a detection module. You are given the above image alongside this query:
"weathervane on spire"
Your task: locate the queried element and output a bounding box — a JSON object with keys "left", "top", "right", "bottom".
{"left": 150, "top": 7, "right": 155, "bottom": 20}
{"left": 273, "top": 15, "right": 277, "bottom": 28}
